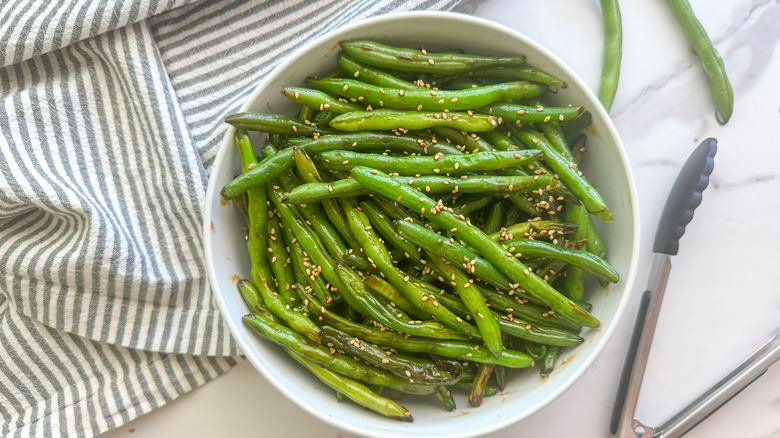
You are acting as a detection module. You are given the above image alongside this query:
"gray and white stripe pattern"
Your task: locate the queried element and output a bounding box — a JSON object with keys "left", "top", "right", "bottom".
{"left": 150, "top": 0, "right": 460, "bottom": 169}
{"left": 0, "top": 0, "right": 457, "bottom": 436}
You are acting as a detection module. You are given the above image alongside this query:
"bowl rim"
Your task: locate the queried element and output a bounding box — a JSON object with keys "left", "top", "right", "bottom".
{"left": 203, "top": 10, "right": 641, "bottom": 438}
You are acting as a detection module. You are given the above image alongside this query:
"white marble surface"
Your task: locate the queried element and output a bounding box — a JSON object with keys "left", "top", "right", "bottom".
{"left": 102, "top": 0, "right": 780, "bottom": 436}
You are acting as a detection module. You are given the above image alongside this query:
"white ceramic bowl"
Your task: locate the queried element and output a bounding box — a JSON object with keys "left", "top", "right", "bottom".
{"left": 204, "top": 11, "right": 639, "bottom": 438}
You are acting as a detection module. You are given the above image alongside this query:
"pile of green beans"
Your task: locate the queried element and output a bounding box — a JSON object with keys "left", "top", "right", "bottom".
{"left": 224, "top": 40, "right": 619, "bottom": 421}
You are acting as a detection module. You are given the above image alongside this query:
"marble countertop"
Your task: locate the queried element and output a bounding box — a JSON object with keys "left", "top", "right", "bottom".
{"left": 102, "top": 0, "right": 780, "bottom": 436}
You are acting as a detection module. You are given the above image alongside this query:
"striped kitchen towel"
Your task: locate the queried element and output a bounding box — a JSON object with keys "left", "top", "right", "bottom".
{"left": 0, "top": 0, "right": 458, "bottom": 436}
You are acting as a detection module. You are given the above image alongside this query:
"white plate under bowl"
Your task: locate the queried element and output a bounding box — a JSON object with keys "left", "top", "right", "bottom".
{"left": 204, "top": 11, "right": 640, "bottom": 438}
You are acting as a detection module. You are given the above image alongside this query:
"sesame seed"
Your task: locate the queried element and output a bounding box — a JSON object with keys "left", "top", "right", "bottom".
{"left": 343, "top": 85, "right": 349, "bottom": 91}
{"left": 417, "top": 104, "right": 423, "bottom": 110}
{"left": 353, "top": 71, "right": 360, "bottom": 78}
{"left": 428, "top": 58, "right": 435, "bottom": 65}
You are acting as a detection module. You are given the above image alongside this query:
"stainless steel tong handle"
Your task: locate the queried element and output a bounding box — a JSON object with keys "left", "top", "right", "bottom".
{"left": 652, "top": 333, "right": 780, "bottom": 438}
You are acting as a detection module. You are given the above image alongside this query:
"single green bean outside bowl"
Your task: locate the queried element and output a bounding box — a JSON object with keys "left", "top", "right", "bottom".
{"left": 204, "top": 11, "right": 640, "bottom": 438}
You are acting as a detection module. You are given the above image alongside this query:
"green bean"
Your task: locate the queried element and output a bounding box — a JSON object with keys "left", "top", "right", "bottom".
{"left": 303, "top": 292, "right": 532, "bottom": 367}
{"left": 483, "top": 201, "right": 504, "bottom": 235}
{"left": 338, "top": 53, "right": 416, "bottom": 89}
{"left": 537, "top": 119, "right": 573, "bottom": 159}
{"left": 287, "top": 350, "right": 413, "bottom": 421}
{"left": 598, "top": 0, "right": 623, "bottom": 111}
{"left": 453, "top": 380, "right": 499, "bottom": 397}
{"left": 491, "top": 364, "right": 505, "bottom": 392}
{"left": 490, "top": 220, "right": 579, "bottom": 242}
{"left": 483, "top": 130, "right": 518, "bottom": 152}
{"left": 308, "top": 78, "right": 546, "bottom": 112}
{"left": 234, "top": 131, "right": 271, "bottom": 288}
{"left": 341, "top": 197, "right": 483, "bottom": 339}
{"left": 361, "top": 200, "right": 421, "bottom": 262}
{"left": 267, "top": 214, "right": 295, "bottom": 302}
{"left": 363, "top": 274, "right": 434, "bottom": 322}
{"left": 221, "top": 132, "right": 442, "bottom": 200}
{"left": 451, "top": 194, "right": 492, "bottom": 216}
{"left": 341, "top": 250, "right": 378, "bottom": 273}
{"left": 340, "top": 40, "right": 526, "bottom": 75}
{"left": 268, "top": 184, "right": 349, "bottom": 297}
{"left": 468, "top": 363, "right": 495, "bottom": 407}
{"left": 463, "top": 65, "right": 568, "bottom": 89}
{"left": 522, "top": 341, "right": 547, "bottom": 360}
{"left": 516, "top": 129, "right": 612, "bottom": 222}
{"left": 335, "top": 259, "right": 467, "bottom": 339}
{"left": 395, "top": 219, "right": 513, "bottom": 291}
{"left": 372, "top": 195, "right": 410, "bottom": 222}
{"left": 434, "top": 386, "right": 457, "bottom": 412}
{"left": 351, "top": 166, "right": 599, "bottom": 327}
{"left": 235, "top": 131, "right": 322, "bottom": 341}
{"left": 560, "top": 110, "right": 592, "bottom": 136}
{"left": 479, "top": 102, "right": 584, "bottom": 124}
{"left": 282, "top": 87, "right": 363, "bottom": 113}
{"left": 564, "top": 204, "right": 589, "bottom": 301}
{"left": 288, "top": 234, "right": 331, "bottom": 305}
{"left": 317, "top": 149, "right": 541, "bottom": 175}
{"left": 292, "top": 147, "right": 363, "bottom": 252}
{"left": 298, "top": 105, "right": 315, "bottom": 122}
{"left": 665, "top": 0, "right": 733, "bottom": 123}
{"left": 428, "top": 256, "right": 503, "bottom": 358}
{"left": 313, "top": 110, "right": 338, "bottom": 127}
{"left": 435, "top": 291, "right": 584, "bottom": 347}
{"left": 226, "top": 112, "right": 335, "bottom": 136}
{"left": 476, "top": 285, "right": 582, "bottom": 332}
{"left": 501, "top": 237, "right": 619, "bottom": 283}
{"left": 429, "top": 126, "right": 489, "bottom": 153}
{"left": 236, "top": 279, "right": 278, "bottom": 322}
{"left": 540, "top": 346, "right": 559, "bottom": 378}
{"left": 243, "top": 315, "right": 437, "bottom": 395}
{"left": 286, "top": 174, "right": 554, "bottom": 204}
{"left": 322, "top": 326, "right": 459, "bottom": 384}
{"left": 329, "top": 109, "right": 500, "bottom": 132}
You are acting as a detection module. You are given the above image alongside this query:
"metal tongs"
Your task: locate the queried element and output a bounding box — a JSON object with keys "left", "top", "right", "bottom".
{"left": 610, "top": 138, "right": 780, "bottom": 438}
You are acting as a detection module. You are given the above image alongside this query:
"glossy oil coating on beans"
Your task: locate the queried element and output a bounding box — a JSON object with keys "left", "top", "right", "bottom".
{"left": 243, "top": 315, "right": 437, "bottom": 395}
{"left": 286, "top": 174, "right": 554, "bottom": 204}
{"left": 329, "top": 108, "right": 500, "bottom": 132}
{"left": 501, "top": 237, "right": 619, "bottom": 283}
{"left": 317, "top": 149, "right": 541, "bottom": 174}
{"left": 288, "top": 350, "right": 413, "bottom": 421}
{"left": 350, "top": 166, "right": 599, "bottom": 327}
{"left": 322, "top": 326, "right": 460, "bottom": 384}
{"left": 479, "top": 102, "right": 583, "bottom": 123}
{"left": 221, "top": 132, "right": 440, "bottom": 200}
{"left": 308, "top": 78, "right": 546, "bottom": 111}
{"left": 225, "top": 39, "right": 622, "bottom": 421}
{"left": 340, "top": 40, "right": 527, "bottom": 75}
